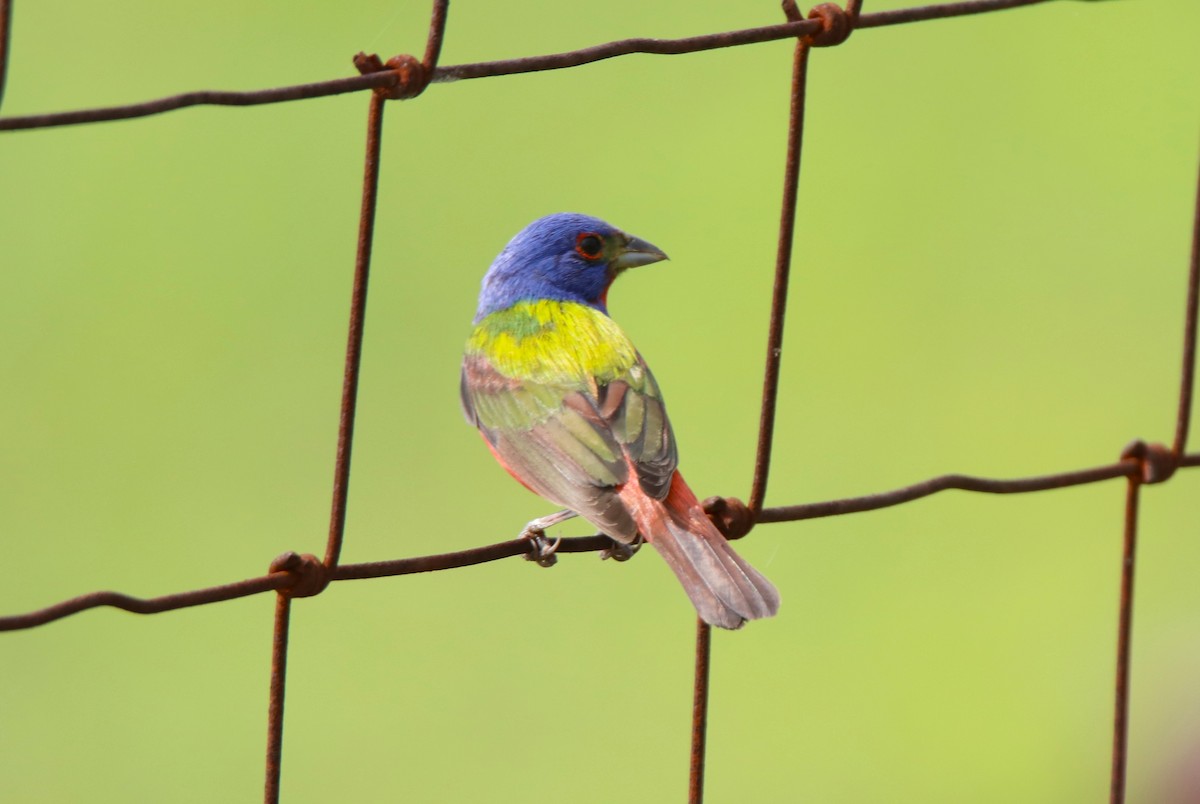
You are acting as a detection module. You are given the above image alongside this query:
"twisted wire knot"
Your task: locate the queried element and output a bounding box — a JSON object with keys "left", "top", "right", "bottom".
{"left": 806, "top": 2, "right": 857, "bottom": 47}
{"left": 269, "top": 552, "right": 332, "bottom": 598}
{"left": 353, "top": 52, "right": 432, "bottom": 101}
{"left": 1120, "top": 440, "right": 1178, "bottom": 485}
{"left": 702, "top": 496, "right": 757, "bottom": 541}
{"left": 782, "top": 0, "right": 858, "bottom": 47}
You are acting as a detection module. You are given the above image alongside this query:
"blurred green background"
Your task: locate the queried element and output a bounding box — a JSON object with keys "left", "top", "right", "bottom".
{"left": 2, "top": 0, "right": 1198, "bottom": 801}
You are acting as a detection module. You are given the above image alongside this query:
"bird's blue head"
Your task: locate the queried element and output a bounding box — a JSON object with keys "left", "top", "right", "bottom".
{"left": 474, "top": 213, "right": 668, "bottom": 321}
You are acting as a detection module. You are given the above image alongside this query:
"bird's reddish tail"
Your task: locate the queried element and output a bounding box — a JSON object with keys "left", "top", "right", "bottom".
{"left": 620, "top": 472, "right": 780, "bottom": 629}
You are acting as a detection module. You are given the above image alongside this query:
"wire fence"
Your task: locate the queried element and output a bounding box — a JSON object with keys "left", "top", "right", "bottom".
{"left": 1, "top": 1, "right": 1197, "bottom": 802}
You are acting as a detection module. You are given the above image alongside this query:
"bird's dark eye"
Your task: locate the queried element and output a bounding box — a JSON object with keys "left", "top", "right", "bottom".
{"left": 575, "top": 232, "right": 604, "bottom": 260}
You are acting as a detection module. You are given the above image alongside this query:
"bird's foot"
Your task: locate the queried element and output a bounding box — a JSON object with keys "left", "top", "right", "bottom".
{"left": 600, "top": 534, "right": 643, "bottom": 562}
{"left": 520, "top": 526, "right": 560, "bottom": 568}
{"left": 519, "top": 510, "right": 575, "bottom": 568}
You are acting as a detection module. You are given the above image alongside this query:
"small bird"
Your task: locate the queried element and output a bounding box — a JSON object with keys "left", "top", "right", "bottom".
{"left": 461, "top": 213, "right": 780, "bottom": 629}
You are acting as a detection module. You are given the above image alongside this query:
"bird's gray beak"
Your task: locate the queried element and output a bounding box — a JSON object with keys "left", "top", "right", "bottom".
{"left": 610, "top": 234, "right": 668, "bottom": 272}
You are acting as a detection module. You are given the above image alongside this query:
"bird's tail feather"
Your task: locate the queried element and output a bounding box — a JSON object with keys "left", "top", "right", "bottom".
{"left": 626, "top": 473, "right": 780, "bottom": 630}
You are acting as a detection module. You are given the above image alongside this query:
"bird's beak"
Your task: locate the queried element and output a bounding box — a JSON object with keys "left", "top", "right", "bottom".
{"left": 610, "top": 235, "right": 668, "bottom": 272}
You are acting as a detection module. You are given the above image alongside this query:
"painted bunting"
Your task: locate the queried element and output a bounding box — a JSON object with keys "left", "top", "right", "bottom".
{"left": 461, "top": 213, "right": 779, "bottom": 629}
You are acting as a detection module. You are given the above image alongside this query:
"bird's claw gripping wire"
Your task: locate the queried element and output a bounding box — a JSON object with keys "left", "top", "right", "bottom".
{"left": 520, "top": 527, "right": 561, "bottom": 568}
{"left": 600, "top": 534, "right": 643, "bottom": 562}
{"left": 518, "top": 509, "right": 576, "bottom": 568}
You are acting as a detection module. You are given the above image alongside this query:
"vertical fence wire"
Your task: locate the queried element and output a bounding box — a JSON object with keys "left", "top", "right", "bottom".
{"left": 262, "top": 90, "right": 390, "bottom": 803}
{"left": 0, "top": 0, "right": 11, "bottom": 112}
{"left": 323, "top": 93, "right": 388, "bottom": 570}
{"left": 264, "top": 594, "right": 293, "bottom": 804}
{"left": 688, "top": 617, "right": 713, "bottom": 804}
{"left": 1173, "top": 160, "right": 1200, "bottom": 457}
{"left": 747, "top": 18, "right": 813, "bottom": 519}
{"left": 689, "top": 6, "right": 825, "bottom": 794}
{"left": 1110, "top": 476, "right": 1141, "bottom": 804}
{"left": 1108, "top": 155, "right": 1200, "bottom": 804}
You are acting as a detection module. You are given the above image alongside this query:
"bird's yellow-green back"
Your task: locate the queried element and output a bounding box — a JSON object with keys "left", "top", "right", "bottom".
{"left": 465, "top": 299, "right": 639, "bottom": 389}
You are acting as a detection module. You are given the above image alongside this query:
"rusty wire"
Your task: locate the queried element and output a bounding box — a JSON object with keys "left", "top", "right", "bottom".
{"left": 0, "top": 0, "right": 1058, "bottom": 133}
{"left": 0, "top": 0, "right": 11, "bottom": 113}
{"left": 689, "top": 616, "right": 713, "bottom": 804}
{"left": 692, "top": 1, "right": 822, "bottom": 798}
{"left": 5, "top": 452, "right": 1197, "bottom": 634}
{"left": 1, "top": 1, "right": 1196, "bottom": 803}
{"left": 1107, "top": 156, "right": 1200, "bottom": 804}
{"left": 1175, "top": 165, "right": 1200, "bottom": 457}
{"left": 264, "top": 592, "right": 291, "bottom": 804}
{"left": 322, "top": 91, "right": 387, "bottom": 573}
{"left": 1110, "top": 476, "right": 1140, "bottom": 804}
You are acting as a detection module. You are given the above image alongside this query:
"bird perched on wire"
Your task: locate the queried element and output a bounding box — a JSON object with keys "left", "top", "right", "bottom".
{"left": 461, "top": 213, "right": 780, "bottom": 629}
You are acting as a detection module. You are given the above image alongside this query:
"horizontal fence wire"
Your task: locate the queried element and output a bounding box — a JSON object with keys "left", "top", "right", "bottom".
{"left": 1, "top": 1, "right": 1196, "bottom": 803}
{"left": 0, "top": 0, "right": 1059, "bottom": 132}
{"left": 2, "top": 454, "right": 1197, "bottom": 634}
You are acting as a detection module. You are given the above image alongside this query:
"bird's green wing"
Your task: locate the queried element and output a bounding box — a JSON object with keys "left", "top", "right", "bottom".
{"left": 461, "top": 301, "right": 679, "bottom": 541}
{"left": 592, "top": 359, "right": 677, "bottom": 499}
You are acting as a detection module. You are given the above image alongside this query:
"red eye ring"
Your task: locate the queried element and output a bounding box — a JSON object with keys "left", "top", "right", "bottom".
{"left": 575, "top": 232, "right": 604, "bottom": 260}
